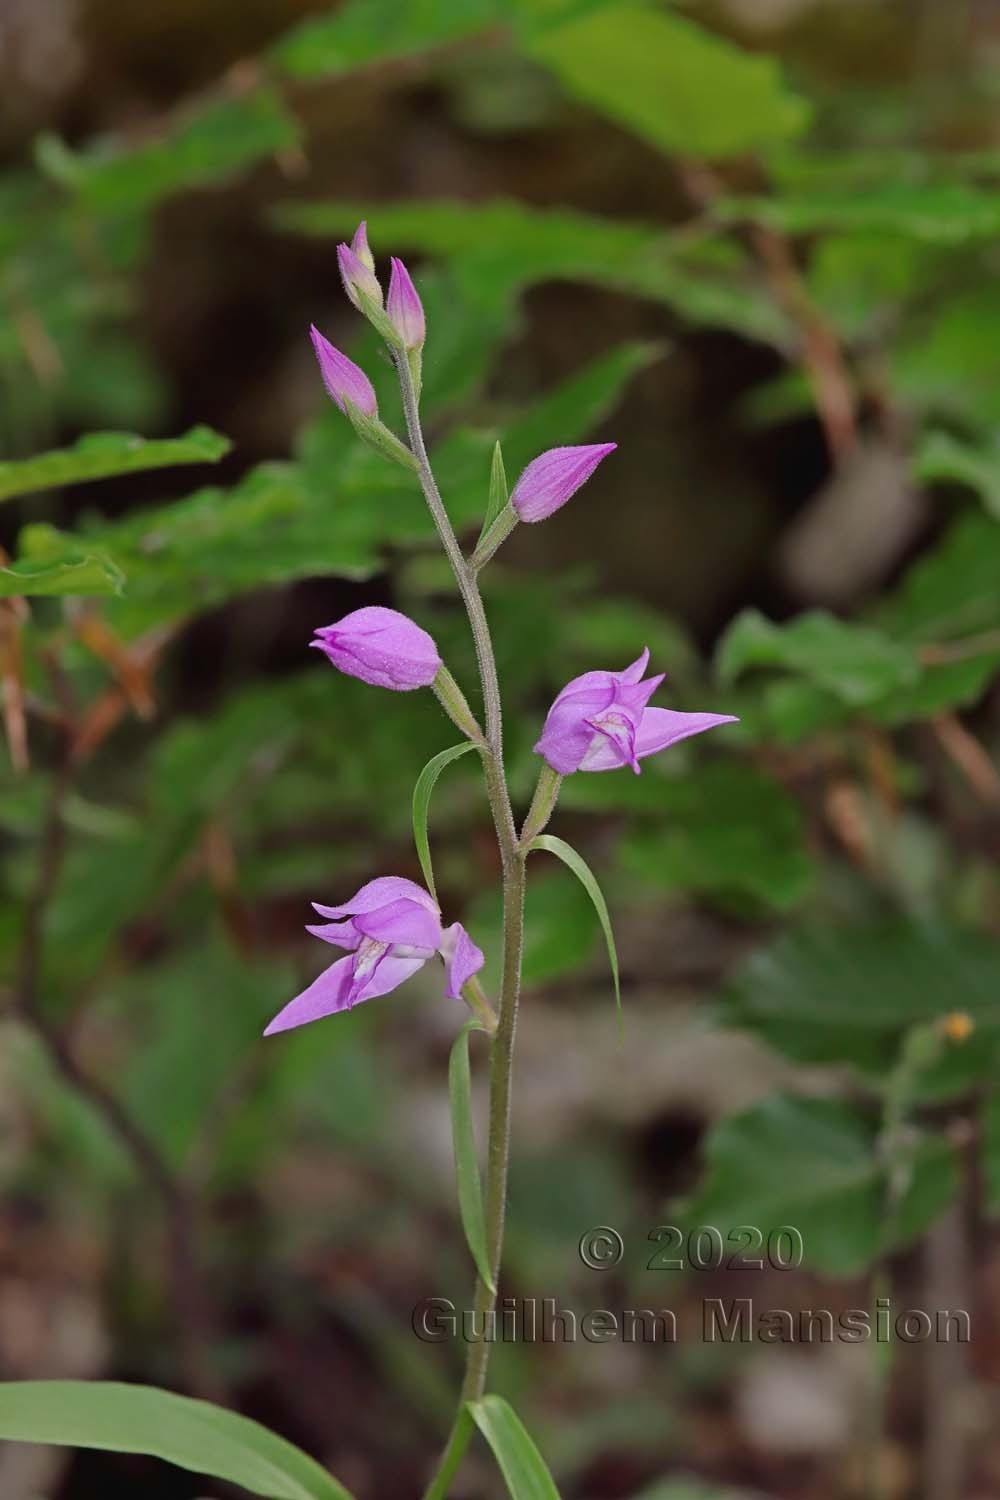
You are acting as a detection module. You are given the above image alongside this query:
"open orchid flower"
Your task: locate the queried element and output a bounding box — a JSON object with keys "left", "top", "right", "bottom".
{"left": 534, "top": 648, "right": 737, "bottom": 775}
{"left": 264, "top": 877, "right": 484, "bottom": 1035}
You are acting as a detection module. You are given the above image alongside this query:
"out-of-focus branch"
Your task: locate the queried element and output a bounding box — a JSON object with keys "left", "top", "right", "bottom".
{"left": 678, "top": 159, "right": 858, "bottom": 465}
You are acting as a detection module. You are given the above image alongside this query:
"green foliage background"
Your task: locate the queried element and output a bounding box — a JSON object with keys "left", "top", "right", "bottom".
{"left": 1, "top": 1, "right": 999, "bottom": 1496}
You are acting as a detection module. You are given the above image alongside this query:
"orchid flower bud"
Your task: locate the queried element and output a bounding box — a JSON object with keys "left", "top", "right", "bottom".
{"left": 310, "top": 325, "right": 377, "bottom": 417}
{"left": 350, "top": 220, "right": 375, "bottom": 274}
{"left": 337, "top": 240, "right": 383, "bottom": 313}
{"left": 510, "top": 443, "right": 617, "bottom": 523}
{"left": 311, "top": 606, "right": 442, "bottom": 691}
{"left": 263, "top": 877, "right": 485, "bottom": 1034}
{"left": 387, "top": 257, "right": 426, "bottom": 350}
{"left": 535, "top": 648, "right": 738, "bottom": 775}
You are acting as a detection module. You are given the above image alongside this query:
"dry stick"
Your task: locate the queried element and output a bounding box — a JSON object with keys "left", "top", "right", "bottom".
{"left": 394, "top": 352, "right": 527, "bottom": 1498}
{"left": 13, "top": 747, "right": 222, "bottom": 1400}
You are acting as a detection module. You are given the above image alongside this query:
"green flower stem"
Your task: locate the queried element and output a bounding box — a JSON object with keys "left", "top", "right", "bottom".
{"left": 432, "top": 664, "right": 485, "bottom": 746}
{"left": 395, "top": 353, "right": 527, "bottom": 1493}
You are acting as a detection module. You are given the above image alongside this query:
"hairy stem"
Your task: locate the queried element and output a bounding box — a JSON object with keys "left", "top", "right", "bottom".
{"left": 396, "top": 355, "right": 526, "bottom": 1492}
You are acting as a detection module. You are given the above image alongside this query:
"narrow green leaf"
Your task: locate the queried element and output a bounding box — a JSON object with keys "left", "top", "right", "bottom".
{"left": 0, "top": 553, "right": 123, "bottom": 599}
{"left": 0, "top": 427, "right": 231, "bottom": 503}
{"left": 0, "top": 1381, "right": 353, "bottom": 1500}
{"left": 478, "top": 440, "right": 509, "bottom": 546}
{"left": 449, "top": 1022, "right": 495, "bottom": 1295}
{"left": 528, "top": 834, "right": 620, "bottom": 1022}
{"left": 412, "top": 741, "right": 477, "bottom": 900}
{"left": 468, "top": 1394, "right": 561, "bottom": 1500}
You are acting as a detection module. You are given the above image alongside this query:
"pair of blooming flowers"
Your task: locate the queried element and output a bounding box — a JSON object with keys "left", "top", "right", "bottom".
{"left": 263, "top": 225, "right": 736, "bottom": 1037}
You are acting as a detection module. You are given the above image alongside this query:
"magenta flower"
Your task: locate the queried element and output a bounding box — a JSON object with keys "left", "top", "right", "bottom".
{"left": 264, "top": 877, "right": 484, "bottom": 1034}
{"left": 337, "top": 238, "right": 383, "bottom": 312}
{"left": 510, "top": 444, "right": 617, "bottom": 523}
{"left": 387, "top": 257, "right": 425, "bottom": 349}
{"left": 310, "top": 325, "right": 377, "bottom": 417}
{"left": 535, "top": 649, "right": 737, "bottom": 775}
{"left": 312, "top": 606, "right": 441, "bottom": 691}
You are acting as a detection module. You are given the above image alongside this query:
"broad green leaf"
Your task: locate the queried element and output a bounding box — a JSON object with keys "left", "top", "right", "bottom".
{"left": 478, "top": 440, "right": 509, "bottom": 546}
{"left": 677, "top": 1093, "right": 957, "bottom": 1277}
{"left": 272, "top": 0, "right": 500, "bottom": 77}
{"left": 890, "top": 282, "right": 1000, "bottom": 432}
{"left": 528, "top": 834, "right": 620, "bottom": 1021}
{"left": 716, "top": 181, "right": 1000, "bottom": 244}
{"left": 38, "top": 91, "right": 299, "bottom": 212}
{"left": 273, "top": 198, "right": 788, "bottom": 346}
{"left": 875, "top": 512, "right": 1000, "bottom": 643}
{"left": 719, "top": 922, "right": 1000, "bottom": 1094}
{"left": 412, "top": 740, "right": 478, "bottom": 900}
{"left": 0, "top": 427, "right": 230, "bottom": 503}
{"left": 448, "top": 1022, "right": 495, "bottom": 1294}
{"left": 526, "top": 5, "right": 808, "bottom": 161}
{"left": 0, "top": 1381, "right": 352, "bottom": 1500}
{"left": 468, "top": 1394, "right": 561, "bottom": 1500}
{"left": 0, "top": 551, "right": 123, "bottom": 599}
{"left": 915, "top": 430, "right": 1000, "bottom": 519}
{"left": 613, "top": 761, "right": 813, "bottom": 913}
{"left": 717, "top": 609, "right": 921, "bottom": 705}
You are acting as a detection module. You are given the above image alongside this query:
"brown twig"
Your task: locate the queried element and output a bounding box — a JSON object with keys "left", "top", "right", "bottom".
{"left": 931, "top": 713, "right": 1000, "bottom": 807}
{"left": 678, "top": 159, "right": 858, "bottom": 465}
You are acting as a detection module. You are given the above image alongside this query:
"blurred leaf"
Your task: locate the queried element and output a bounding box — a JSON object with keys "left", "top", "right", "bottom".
{"left": 615, "top": 762, "right": 812, "bottom": 912}
{"left": 891, "top": 283, "right": 1000, "bottom": 431}
{"left": 0, "top": 427, "right": 230, "bottom": 503}
{"left": 529, "top": 834, "right": 620, "bottom": 1021}
{"left": 274, "top": 199, "right": 787, "bottom": 345}
{"left": 717, "top": 182, "right": 1000, "bottom": 244}
{"left": 0, "top": 548, "right": 123, "bottom": 599}
{"left": 719, "top": 921, "right": 1000, "bottom": 1093}
{"left": 468, "top": 1394, "right": 561, "bottom": 1500}
{"left": 717, "top": 609, "right": 921, "bottom": 706}
{"left": 526, "top": 4, "right": 808, "bottom": 160}
{"left": 915, "top": 430, "right": 1000, "bottom": 518}
{"left": 875, "top": 511, "right": 1000, "bottom": 642}
{"left": 38, "top": 91, "right": 299, "bottom": 213}
{"left": 0, "top": 1382, "right": 352, "bottom": 1500}
{"left": 271, "top": 0, "right": 500, "bottom": 77}
{"left": 412, "top": 741, "right": 478, "bottom": 901}
{"left": 449, "top": 1022, "right": 495, "bottom": 1293}
{"left": 677, "top": 1093, "right": 957, "bottom": 1277}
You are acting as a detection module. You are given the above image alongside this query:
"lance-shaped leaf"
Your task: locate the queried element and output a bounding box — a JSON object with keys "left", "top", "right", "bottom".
{"left": 412, "top": 740, "right": 477, "bottom": 900}
{"left": 449, "top": 1021, "right": 495, "bottom": 1294}
{"left": 0, "top": 552, "right": 123, "bottom": 599}
{"left": 527, "top": 834, "right": 620, "bottom": 1023}
{"left": 468, "top": 1395, "right": 561, "bottom": 1500}
{"left": 0, "top": 1381, "right": 353, "bottom": 1500}
{"left": 0, "top": 427, "right": 230, "bottom": 504}
{"left": 477, "top": 440, "right": 509, "bottom": 547}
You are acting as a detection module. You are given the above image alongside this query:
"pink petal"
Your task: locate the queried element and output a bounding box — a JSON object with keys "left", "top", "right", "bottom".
{"left": 439, "top": 922, "right": 485, "bottom": 999}
{"left": 337, "top": 242, "right": 382, "bottom": 310}
{"left": 355, "top": 951, "right": 428, "bottom": 1004}
{"left": 312, "top": 605, "right": 441, "bottom": 691}
{"left": 635, "top": 708, "right": 739, "bottom": 760}
{"left": 311, "top": 876, "right": 439, "bottom": 921}
{"left": 309, "top": 326, "right": 377, "bottom": 417}
{"left": 617, "top": 648, "right": 650, "bottom": 685}
{"left": 304, "top": 918, "right": 362, "bottom": 948}
{"left": 264, "top": 954, "right": 356, "bottom": 1035}
{"left": 510, "top": 443, "right": 616, "bottom": 523}
{"left": 387, "top": 257, "right": 425, "bottom": 349}
{"left": 353, "top": 899, "right": 442, "bottom": 951}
